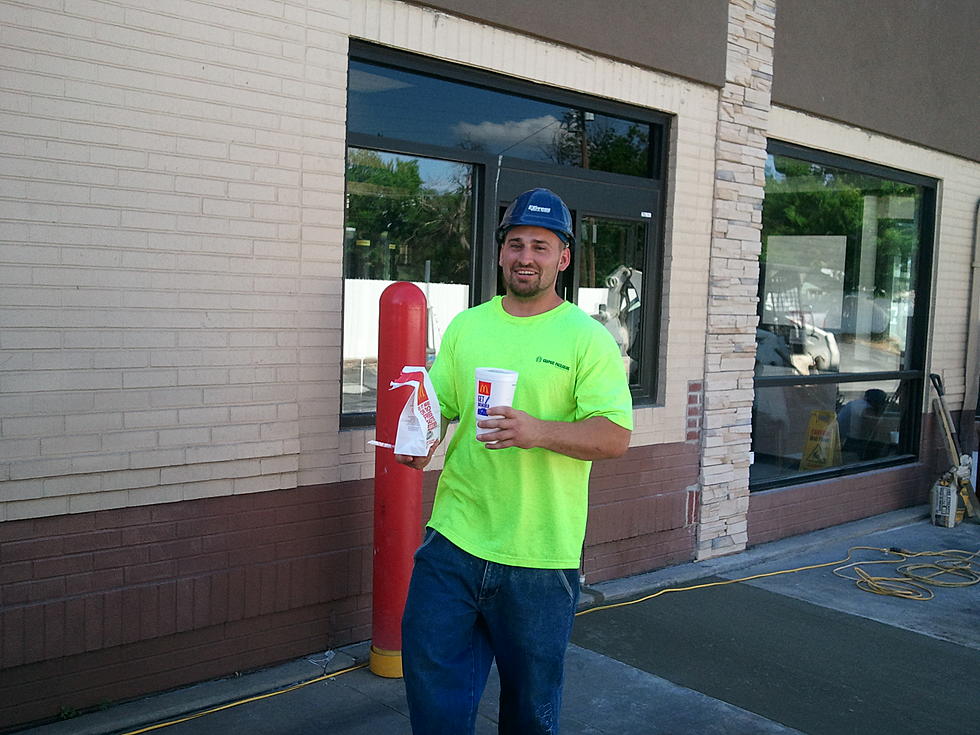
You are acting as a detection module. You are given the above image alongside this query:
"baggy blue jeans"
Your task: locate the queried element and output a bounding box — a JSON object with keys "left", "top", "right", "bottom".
{"left": 402, "top": 529, "right": 580, "bottom": 735}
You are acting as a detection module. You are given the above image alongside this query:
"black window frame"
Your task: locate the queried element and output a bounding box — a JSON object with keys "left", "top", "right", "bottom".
{"left": 342, "top": 42, "right": 671, "bottom": 427}
{"left": 751, "top": 140, "right": 937, "bottom": 491}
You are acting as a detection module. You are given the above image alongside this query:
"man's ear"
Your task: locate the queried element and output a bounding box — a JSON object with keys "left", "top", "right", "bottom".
{"left": 557, "top": 245, "right": 571, "bottom": 272}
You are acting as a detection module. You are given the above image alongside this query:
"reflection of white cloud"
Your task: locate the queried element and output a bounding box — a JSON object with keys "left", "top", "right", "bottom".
{"left": 348, "top": 68, "right": 412, "bottom": 93}
{"left": 453, "top": 115, "right": 560, "bottom": 153}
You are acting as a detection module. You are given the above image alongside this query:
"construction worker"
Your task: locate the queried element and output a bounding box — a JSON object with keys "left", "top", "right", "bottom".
{"left": 395, "top": 188, "right": 633, "bottom": 734}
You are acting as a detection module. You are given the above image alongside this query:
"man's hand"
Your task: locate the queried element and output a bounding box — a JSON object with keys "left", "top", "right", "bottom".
{"left": 477, "top": 406, "right": 547, "bottom": 450}
{"left": 477, "top": 406, "right": 630, "bottom": 460}
{"left": 394, "top": 440, "right": 440, "bottom": 471}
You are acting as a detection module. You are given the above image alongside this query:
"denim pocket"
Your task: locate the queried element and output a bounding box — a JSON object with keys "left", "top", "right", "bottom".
{"left": 413, "top": 527, "right": 438, "bottom": 560}
{"left": 554, "top": 568, "right": 577, "bottom": 602}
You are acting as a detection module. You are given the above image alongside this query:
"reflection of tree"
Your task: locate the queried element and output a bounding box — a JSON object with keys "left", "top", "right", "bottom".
{"left": 450, "top": 109, "right": 650, "bottom": 177}
{"left": 762, "top": 157, "right": 919, "bottom": 313}
{"left": 345, "top": 149, "right": 472, "bottom": 284}
{"left": 549, "top": 111, "right": 649, "bottom": 177}
{"left": 762, "top": 158, "right": 862, "bottom": 275}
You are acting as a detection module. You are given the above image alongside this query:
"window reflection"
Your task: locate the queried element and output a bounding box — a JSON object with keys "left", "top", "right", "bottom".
{"left": 758, "top": 156, "right": 922, "bottom": 376}
{"left": 579, "top": 217, "right": 646, "bottom": 384}
{"left": 349, "top": 60, "right": 651, "bottom": 178}
{"left": 342, "top": 148, "right": 473, "bottom": 414}
{"left": 753, "top": 149, "right": 927, "bottom": 488}
{"left": 751, "top": 380, "right": 906, "bottom": 485}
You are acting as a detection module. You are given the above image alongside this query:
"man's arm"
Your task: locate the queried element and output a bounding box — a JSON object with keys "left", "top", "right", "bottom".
{"left": 477, "top": 407, "right": 630, "bottom": 460}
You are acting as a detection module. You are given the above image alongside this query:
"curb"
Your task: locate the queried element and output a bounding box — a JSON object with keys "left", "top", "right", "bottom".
{"left": 16, "top": 643, "right": 370, "bottom": 735}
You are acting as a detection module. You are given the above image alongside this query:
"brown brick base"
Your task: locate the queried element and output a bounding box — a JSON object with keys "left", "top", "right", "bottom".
{"left": 0, "top": 443, "right": 698, "bottom": 728}
{"left": 747, "top": 462, "right": 933, "bottom": 546}
{"left": 0, "top": 430, "right": 943, "bottom": 728}
{"left": 0, "top": 482, "right": 377, "bottom": 729}
{"left": 747, "top": 413, "right": 947, "bottom": 546}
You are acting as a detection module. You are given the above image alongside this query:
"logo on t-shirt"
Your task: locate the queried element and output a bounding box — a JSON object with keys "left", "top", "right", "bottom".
{"left": 535, "top": 355, "right": 570, "bottom": 371}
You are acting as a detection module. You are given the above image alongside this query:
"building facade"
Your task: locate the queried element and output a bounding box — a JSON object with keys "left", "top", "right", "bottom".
{"left": 1, "top": 0, "right": 977, "bottom": 727}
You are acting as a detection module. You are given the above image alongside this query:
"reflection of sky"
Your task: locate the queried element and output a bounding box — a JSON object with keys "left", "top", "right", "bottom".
{"left": 349, "top": 61, "right": 648, "bottom": 172}
{"left": 349, "top": 61, "right": 566, "bottom": 160}
{"left": 453, "top": 114, "right": 561, "bottom": 157}
{"left": 764, "top": 155, "right": 785, "bottom": 182}
{"left": 371, "top": 150, "right": 471, "bottom": 194}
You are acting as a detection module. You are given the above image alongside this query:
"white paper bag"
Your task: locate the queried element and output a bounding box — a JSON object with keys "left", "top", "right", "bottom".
{"left": 390, "top": 366, "right": 441, "bottom": 456}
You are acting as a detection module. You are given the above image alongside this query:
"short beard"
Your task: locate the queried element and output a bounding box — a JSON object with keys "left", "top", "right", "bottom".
{"left": 504, "top": 272, "right": 550, "bottom": 299}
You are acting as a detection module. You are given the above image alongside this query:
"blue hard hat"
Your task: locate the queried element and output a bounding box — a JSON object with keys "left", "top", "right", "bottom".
{"left": 496, "top": 188, "right": 574, "bottom": 246}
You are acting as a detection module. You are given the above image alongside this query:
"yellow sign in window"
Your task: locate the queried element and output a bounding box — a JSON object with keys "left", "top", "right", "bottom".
{"left": 800, "top": 410, "right": 842, "bottom": 470}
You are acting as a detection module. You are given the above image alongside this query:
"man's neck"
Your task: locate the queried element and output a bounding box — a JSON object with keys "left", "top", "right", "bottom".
{"left": 501, "top": 292, "right": 564, "bottom": 317}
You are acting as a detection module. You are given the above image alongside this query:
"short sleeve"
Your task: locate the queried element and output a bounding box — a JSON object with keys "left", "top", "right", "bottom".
{"left": 573, "top": 324, "right": 634, "bottom": 430}
{"left": 429, "top": 318, "right": 460, "bottom": 422}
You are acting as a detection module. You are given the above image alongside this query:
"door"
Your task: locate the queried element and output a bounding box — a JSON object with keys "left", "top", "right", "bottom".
{"left": 490, "top": 165, "right": 659, "bottom": 389}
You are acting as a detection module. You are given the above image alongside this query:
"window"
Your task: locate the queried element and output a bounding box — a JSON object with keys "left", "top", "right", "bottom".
{"left": 348, "top": 59, "right": 655, "bottom": 177}
{"left": 342, "top": 44, "right": 668, "bottom": 423}
{"left": 342, "top": 150, "right": 474, "bottom": 414}
{"left": 751, "top": 143, "right": 935, "bottom": 489}
{"left": 578, "top": 217, "right": 647, "bottom": 384}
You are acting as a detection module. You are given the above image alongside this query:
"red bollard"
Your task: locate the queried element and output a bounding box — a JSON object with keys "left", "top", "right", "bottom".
{"left": 370, "top": 282, "right": 427, "bottom": 678}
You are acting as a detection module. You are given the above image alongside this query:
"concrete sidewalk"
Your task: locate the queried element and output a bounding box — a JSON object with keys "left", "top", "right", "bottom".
{"left": 15, "top": 506, "right": 980, "bottom": 735}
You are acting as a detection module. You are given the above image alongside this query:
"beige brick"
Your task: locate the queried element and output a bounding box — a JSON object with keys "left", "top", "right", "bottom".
{"left": 6, "top": 496, "right": 69, "bottom": 520}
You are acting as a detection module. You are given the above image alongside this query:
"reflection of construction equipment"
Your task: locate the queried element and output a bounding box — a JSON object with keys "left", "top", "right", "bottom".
{"left": 592, "top": 265, "right": 641, "bottom": 367}
{"left": 929, "top": 373, "right": 979, "bottom": 523}
{"left": 755, "top": 321, "right": 839, "bottom": 375}
{"left": 759, "top": 266, "right": 840, "bottom": 373}
{"left": 791, "top": 316, "right": 840, "bottom": 372}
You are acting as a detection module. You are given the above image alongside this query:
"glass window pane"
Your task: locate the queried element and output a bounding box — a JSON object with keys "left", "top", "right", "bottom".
{"left": 758, "top": 155, "right": 925, "bottom": 375}
{"left": 349, "top": 60, "right": 651, "bottom": 178}
{"left": 342, "top": 148, "right": 473, "bottom": 414}
{"left": 578, "top": 217, "right": 645, "bottom": 384}
{"left": 751, "top": 379, "right": 910, "bottom": 486}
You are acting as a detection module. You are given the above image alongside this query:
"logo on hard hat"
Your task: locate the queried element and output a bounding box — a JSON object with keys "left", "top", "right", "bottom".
{"left": 495, "top": 188, "right": 574, "bottom": 246}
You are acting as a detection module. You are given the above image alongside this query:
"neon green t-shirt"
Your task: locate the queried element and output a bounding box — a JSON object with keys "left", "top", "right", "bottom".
{"left": 428, "top": 296, "right": 633, "bottom": 569}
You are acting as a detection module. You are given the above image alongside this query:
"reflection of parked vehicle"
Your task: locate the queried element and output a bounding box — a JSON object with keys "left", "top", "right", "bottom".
{"left": 841, "top": 293, "right": 891, "bottom": 335}
{"left": 756, "top": 328, "right": 794, "bottom": 370}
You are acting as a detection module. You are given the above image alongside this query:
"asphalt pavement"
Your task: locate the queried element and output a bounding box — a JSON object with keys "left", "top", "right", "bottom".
{"left": 15, "top": 505, "right": 980, "bottom": 735}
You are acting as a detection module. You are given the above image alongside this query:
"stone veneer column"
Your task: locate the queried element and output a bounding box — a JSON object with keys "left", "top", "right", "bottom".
{"left": 697, "top": 0, "right": 776, "bottom": 559}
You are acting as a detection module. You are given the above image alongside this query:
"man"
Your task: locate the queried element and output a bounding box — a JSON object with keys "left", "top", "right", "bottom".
{"left": 395, "top": 188, "right": 633, "bottom": 734}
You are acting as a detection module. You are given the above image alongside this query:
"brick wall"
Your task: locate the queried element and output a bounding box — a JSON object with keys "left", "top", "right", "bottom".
{"left": 747, "top": 413, "right": 946, "bottom": 546}
{"left": 0, "top": 449, "right": 681, "bottom": 727}
{"left": 748, "top": 464, "right": 933, "bottom": 546}
{"left": 0, "top": 481, "right": 374, "bottom": 727}
{"left": 0, "top": 0, "right": 349, "bottom": 520}
{"left": 748, "top": 463, "right": 938, "bottom": 546}
{"left": 1, "top": 0, "right": 719, "bottom": 521}
{"left": 697, "top": 0, "right": 775, "bottom": 560}
{"left": 585, "top": 442, "right": 700, "bottom": 582}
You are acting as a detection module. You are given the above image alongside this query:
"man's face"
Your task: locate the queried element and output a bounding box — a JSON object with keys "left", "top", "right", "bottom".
{"left": 498, "top": 225, "right": 571, "bottom": 300}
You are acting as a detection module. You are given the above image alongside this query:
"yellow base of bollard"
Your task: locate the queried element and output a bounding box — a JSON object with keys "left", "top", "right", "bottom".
{"left": 369, "top": 645, "right": 403, "bottom": 678}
